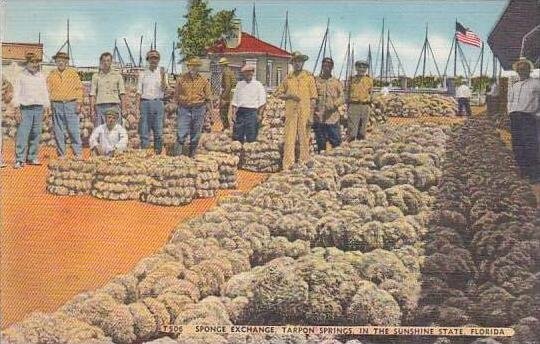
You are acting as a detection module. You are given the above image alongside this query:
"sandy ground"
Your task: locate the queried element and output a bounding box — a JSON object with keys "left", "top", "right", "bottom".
{"left": 0, "top": 142, "right": 266, "bottom": 328}
{"left": 3, "top": 105, "right": 539, "bottom": 328}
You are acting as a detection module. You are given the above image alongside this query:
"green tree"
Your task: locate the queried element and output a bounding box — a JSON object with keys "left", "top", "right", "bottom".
{"left": 178, "top": 0, "right": 236, "bottom": 59}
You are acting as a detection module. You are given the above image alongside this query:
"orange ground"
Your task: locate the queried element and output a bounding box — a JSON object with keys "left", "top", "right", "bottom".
{"left": 6, "top": 106, "right": 535, "bottom": 330}
{"left": 0, "top": 142, "right": 266, "bottom": 328}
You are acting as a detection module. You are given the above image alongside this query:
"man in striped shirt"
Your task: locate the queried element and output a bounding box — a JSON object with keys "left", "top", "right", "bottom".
{"left": 47, "top": 51, "right": 84, "bottom": 159}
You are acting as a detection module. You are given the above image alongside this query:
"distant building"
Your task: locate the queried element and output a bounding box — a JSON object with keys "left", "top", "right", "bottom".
{"left": 206, "top": 31, "right": 292, "bottom": 91}
{"left": 2, "top": 42, "right": 44, "bottom": 64}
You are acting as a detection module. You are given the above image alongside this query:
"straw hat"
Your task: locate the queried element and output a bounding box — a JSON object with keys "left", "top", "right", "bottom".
{"left": 512, "top": 57, "right": 534, "bottom": 71}
{"left": 104, "top": 108, "right": 119, "bottom": 117}
{"left": 52, "top": 51, "right": 69, "bottom": 60}
{"left": 25, "top": 52, "right": 42, "bottom": 63}
{"left": 146, "top": 50, "right": 160, "bottom": 60}
{"left": 218, "top": 57, "right": 230, "bottom": 65}
{"left": 241, "top": 64, "right": 255, "bottom": 72}
{"left": 291, "top": 51, "right": 309, "bottom": 62}
{"left": 186, "top": 57, "right": 202, "bottom": 66}
{"left": 355, "top": 60, "right": 369, "bottom": 67}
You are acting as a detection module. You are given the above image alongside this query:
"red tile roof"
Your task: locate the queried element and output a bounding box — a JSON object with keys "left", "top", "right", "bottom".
{"left": 2, "top": 42, "right": 44, "bottom": 61}
{"left": 207, "top": 32, "right": 291, "bottom": 59}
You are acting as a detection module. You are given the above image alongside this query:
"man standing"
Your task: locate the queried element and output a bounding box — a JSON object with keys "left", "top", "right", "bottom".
{"left": 90, "top": 52, "right": 125, "bottom": 126}
{"left": 137, "top": 50, "right": 167, "bottom": 155}
{"left": 347, "top": 60, "right": 373, "bottom": 141}
{"left": 219, "top": 57, "right": 236, "bottom": 131}
{"left": 507, "top": 58, "right": 540, "bottom": 181}
{"left": 275, "top": 51, "right": 317, "bottom": 171}
{"left": 174, "top": 57, "right": 212, "bottom": 157}
{"left": 89, "top": 108, "right": 128, "bottom": 156}
{"left": 47, "top": 51, "right": 84, "bottom": 160}
{"left": 455, "top": 80, "right": 472, "bottom": 116}
{"left": 230, "top": 64, "right": 266, "bottom": 143}
{"left": 314, "top": 57, "right": 344, "bottom": 153}
{"left": 12, "top": 52, "right": 50, "bottom": 168}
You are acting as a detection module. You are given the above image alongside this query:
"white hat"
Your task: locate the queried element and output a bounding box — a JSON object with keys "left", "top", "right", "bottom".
{"left": 241, "top": 64, "right": 255, "bottom": 72}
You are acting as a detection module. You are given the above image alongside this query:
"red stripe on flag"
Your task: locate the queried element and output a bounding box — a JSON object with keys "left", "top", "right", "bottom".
{"left": 456, "top": 31, "right": 481, "bottom": 47}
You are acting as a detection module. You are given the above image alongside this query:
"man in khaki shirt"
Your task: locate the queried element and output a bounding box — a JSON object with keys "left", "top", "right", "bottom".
{"left": 314, "top": 57, "right": 344, "bottom": 153}
{"left": 174, "top": 57, "right": 212, "bottom": 157}
{"left": 47, "top": 51, "right": 84, "bottom": 159}
{"left": 275, "top": 51, "right": 317, "bottom": 171}
{"left": 347, "top": 60, "right": 373, "bottom": 141}
{"left": 90, "top": 52, "right": 126, "bottom": 126}
{"left": 219, "top": 57, "right": 236, "bottom": 130}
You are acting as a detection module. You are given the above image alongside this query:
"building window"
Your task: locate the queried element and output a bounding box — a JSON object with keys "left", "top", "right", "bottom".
{"left": 276, "top": 67, "right": 283, "bottom": 86}
{"left": 266, "top": 59, "right": 274, "bottom": 87}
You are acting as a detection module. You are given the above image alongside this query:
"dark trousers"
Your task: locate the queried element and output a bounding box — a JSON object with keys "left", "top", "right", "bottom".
{"left": 176, "top": 105, "right": 206, "bottom": 157}
{"left": 312, "top": 122, "right": 342, "bottom": 153}
{"left": 458, "top": 98, "right": 472, "bottom": 116}
{"left": 486, "top": 95, "right": 498, "bottom": 116}
{"left": 510, "top": 112, "right": 540, "bottom": 180}
{"left": 232, "top": 107, "right": 258, "bottom": 143}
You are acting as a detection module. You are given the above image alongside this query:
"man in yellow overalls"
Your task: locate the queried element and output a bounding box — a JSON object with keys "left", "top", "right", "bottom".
{"left": 219, "top": 57, "right": 236, "bottom": 130}
{"left": 275, "top": 51, "right": 317, "bottom": 171}
{"left": 347, "top": 60, "right": 373, "bottom": 141}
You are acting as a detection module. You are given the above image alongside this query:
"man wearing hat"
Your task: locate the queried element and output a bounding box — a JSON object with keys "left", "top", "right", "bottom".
{"left": 507, "top": 57, "right": 540, "bottom": 180}
{"left": 314, "top": 57, "right": 344, "bottom": 153}
{"left": 88, "top": 108, "right": 128, "bottom": 156}
{"left": 11, "top": 52, "right": 50, "bottom": 168}
{"left": 47, "top": 51, "right": 84, "bottom": 160}
{"left": 347, "top": 60, "right": 373, "bottom": 141}
{"left": 90, "top": 52, "right": 126, "bottom": 127}
{"left": 136, "top": 49, "right": 168, "bottom": 155}
{"left": 275, "top": 51, "right": 317, "bottom": 171}
{"left": 230, "top": 64, "right": 266, "bottom": 143}
{"left": 219, "top": 57, "right": 237, "bottom": 131}
{"left": 174, "top": 57, "right": 212, "bottom": 157}
{"left": 455, "top": 79, "right": 472, "bottom": 116}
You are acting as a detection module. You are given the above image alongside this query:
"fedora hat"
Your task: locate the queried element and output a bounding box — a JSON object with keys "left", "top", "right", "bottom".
{"left": 146, "top": 50, "right": 160, "bottom": 60}
{"left": 512, "top": 57, "right": 534, "bottom": 71}
{"left": 52, "top": 51, "right": 69, "bottom": 60}
{"left": 25, "top": 52, "right": 42, "bottom": 63}
{"left": 241, "top": 64, "right": 255, "bottom": 72}
{"left": 291, "top": 51, "right": 309, "bottom": 62}
{"left": 218, "top": 57, "right": 230, "bottom": 65}
{"left": 355, "top": 60, "right": 369, "bottom": 67}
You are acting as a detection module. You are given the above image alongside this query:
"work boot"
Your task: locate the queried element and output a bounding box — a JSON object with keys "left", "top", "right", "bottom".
{"left": 27, "top": 159, "right": 42, "bottom": 165}
{"left": 188, "top": 143, "right": 198, "bottom": 158}
{"left": 181, "top": 144, "right": 190, "bottom": 157}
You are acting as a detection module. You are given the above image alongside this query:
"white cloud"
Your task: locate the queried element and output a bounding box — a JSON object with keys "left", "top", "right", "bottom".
{"left": 290, "top": 23, "right": 482, "bottom": 78}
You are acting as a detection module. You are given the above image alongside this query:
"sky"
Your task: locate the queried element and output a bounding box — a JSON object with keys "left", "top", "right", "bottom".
{"left": 3, "top": 0, "right": 508, "bottom": 77}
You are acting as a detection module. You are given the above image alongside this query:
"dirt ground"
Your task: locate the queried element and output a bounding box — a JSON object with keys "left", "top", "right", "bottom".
{"left": 0, "top": 142, "right": 266, "bottom": 328}
{"left": 3, "top": 105, "right": 539, "bottom": 328}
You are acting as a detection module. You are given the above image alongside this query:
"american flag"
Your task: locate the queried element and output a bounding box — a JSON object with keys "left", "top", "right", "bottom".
{"left": 455, "top": 22, "right": 482, "bottom": 47}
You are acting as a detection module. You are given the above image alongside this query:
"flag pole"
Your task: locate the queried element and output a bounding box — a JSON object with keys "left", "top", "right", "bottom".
{"left": 479, "top": 42, "right": 484, "bottom": 78}
{"left": 454, "top": 19, "right": 458, "bottom": 77}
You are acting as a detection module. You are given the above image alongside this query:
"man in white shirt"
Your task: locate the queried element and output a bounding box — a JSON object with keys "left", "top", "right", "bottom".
{"left": 137, "top": 50, "right": 167, "bottom": 154}
{"left": 455, "top": 80, "right": 472, "bottom": 116}
{"left": 89, "top": 108, "right": 128, "bottom": 156}
{"left": 12, "top": 52, "right": 50, "bottom": 168}
{"left": 230, "top": 64, "right": 267, "bottom": 143}
{"left": 507, "top": 58, "right": 540, "bottom": 181}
